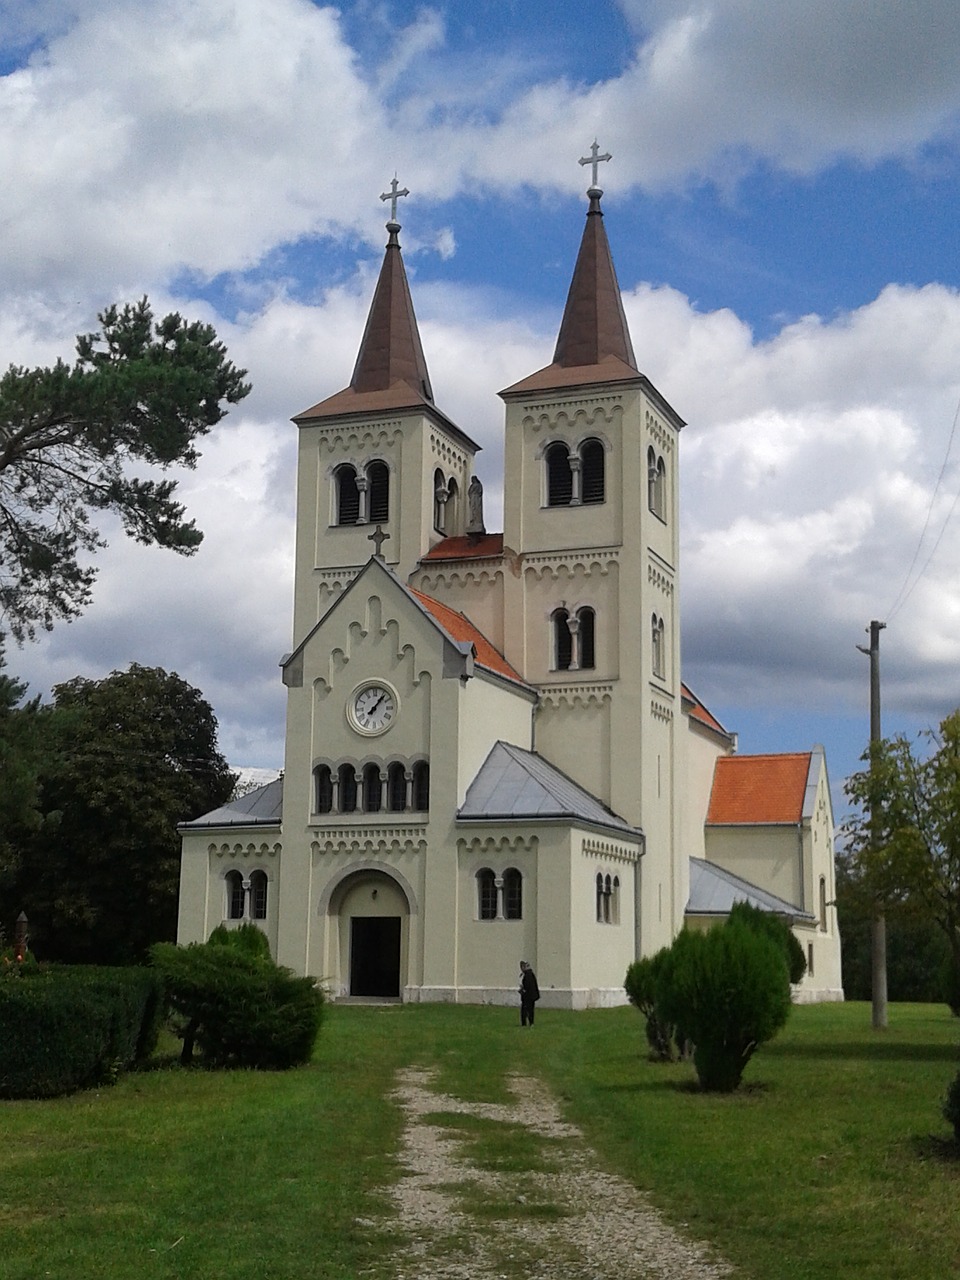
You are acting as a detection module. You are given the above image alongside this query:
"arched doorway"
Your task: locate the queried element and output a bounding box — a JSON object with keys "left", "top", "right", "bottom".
{"left": 336, "top": 871, "right": 409, "bottom": 998}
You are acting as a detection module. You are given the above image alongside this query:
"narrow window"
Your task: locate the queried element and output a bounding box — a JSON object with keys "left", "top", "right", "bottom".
{"left": 596, "top": 872, "right": 604, "bottom": 922}
{"left": 545, "top": 442, "right": 573, "bottom": 506}
{"left": 603, "top": 874, "right": 612, "bottom": 923}
{"left": 478, "top": 868, "right": 498, "bottom": 921}
{"left": 580, "top": 438, "right": 605, "bottom": 504}
{"left": 648, "top": 448, "right": 666, "bottom": 520}
{"left": 807, "top": 942, "right": 815, "bottom": 977}
{"left": 335, "top": 465, "right": 360, "bottom": 525}
{"left": 652, "top": 614, "right": 665, "bottom": 680}
{"left": 612, "top": 875, "right": 620, "bottom": 926}
{"left": 503, "top": 868, "right": 523, "bottom": 920}
{"left": 367, "top": 460, "right": 389, "bottom": 524}
{"left": 412, "top": 761, "right": 430, "bottom": 811}
{"left": 338, "top": 763, "right": 358, "bottom": 813}
{"left": 387, "top": 762, "right": 407, "bottom": 812}
{"left": 433, "top": 468, "right": 448, "bottom": 533}
{"left": 577, "top": 607, "right": 595, "bottom": 670}
{"left": 647, "top": 446, "right": 657, "bottom": 513}
{"left": 249, "top": 870, "right": 268, "bottom": 921}
{"left": 362, "top": 763, "right": 382, "bottom": 813}
{"left": 225, "top": 870, "right": 245, "bottom": 921}
{"left": 552, "top": 608, "right": 572, "bottom": 671}
{"left": 315, "top": 764, "right": 333, "bottom": 814}
{"left": 656, "top": 456, "right": 666, "bottom": 519}
{"left": 819, "top": 876, "right": 827, "bottom": 931}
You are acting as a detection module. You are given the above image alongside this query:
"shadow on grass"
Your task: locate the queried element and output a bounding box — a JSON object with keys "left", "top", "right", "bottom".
{"left": 911, "top": 1134, "right": 960, "bottom": 1165}
{"left": 767, "top": 1041, "right": 960, "bottom": 1064}
{"left": 590, "top": 1077, "right": 772, "bottom": 1098}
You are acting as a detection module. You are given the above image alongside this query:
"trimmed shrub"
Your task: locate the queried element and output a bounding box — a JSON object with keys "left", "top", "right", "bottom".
{"left": 0, "top": 966, "right": 163, "bottom": 1099}
{"left": 728, "top": 900, "right": 806, "bottom": 985}
{"left": 657, "top": 922, "right": 792, "bottom": 1092}
{"left": 943, "top": 1069, "right": 960, "bottom": 1143}
{"left": 151, "top": 937, "right": 323, "bottom": 1070}
{"left": 208, "top": 921, "right": 272, "bottom": 960}
{"left": 625, "top": 950, "right": 682, "bottom": 1060}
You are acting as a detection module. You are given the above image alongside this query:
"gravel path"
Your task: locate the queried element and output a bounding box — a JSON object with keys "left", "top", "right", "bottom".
{"left": 382, "top": 1067, "right": 733, "bottom": 1280}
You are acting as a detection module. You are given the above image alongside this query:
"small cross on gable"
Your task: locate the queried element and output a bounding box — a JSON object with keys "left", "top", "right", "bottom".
{"left": 368, "top": 524, "right": 390, "bottom": 558}
{"left": 380, "top": 176, "right": 410, "bottom": 224}
{"left": 579, "top": 140, "right": 612, "bottom": 191}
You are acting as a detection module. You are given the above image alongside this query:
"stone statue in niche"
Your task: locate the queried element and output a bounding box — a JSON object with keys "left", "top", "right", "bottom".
{"left": 466, "top": 475, "right": 485, "bottom": 536}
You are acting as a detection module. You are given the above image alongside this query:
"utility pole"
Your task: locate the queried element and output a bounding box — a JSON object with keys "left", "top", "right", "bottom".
{"left": 857, "top": 620, "right": 887, "bottom": 1029}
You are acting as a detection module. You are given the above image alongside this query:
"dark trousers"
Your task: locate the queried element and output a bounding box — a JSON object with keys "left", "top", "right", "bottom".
{"left": 521, "top": 997, "right": 536, "bottom": 1026}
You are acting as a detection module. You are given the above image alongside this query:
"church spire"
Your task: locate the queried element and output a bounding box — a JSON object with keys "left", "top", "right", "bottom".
{"left": 500, "top": 144, "right": 639, "bottom": 398}
{"left": 349, "top": 178, "right": 433, "bottom": 401}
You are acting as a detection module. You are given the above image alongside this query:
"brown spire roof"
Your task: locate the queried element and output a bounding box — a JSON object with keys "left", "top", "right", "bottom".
{"left": 295, "top": 223, "right": 435, "bottom": 423}
{"left": 501, "top": 190, "right": 642, "bottom": 398}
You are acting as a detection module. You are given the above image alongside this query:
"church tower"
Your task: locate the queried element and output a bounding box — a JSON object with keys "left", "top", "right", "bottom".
{"left": 289, "top": 181, "right": 481, "bottom": 641}
{"left": 499, "top": 148, "right": 686, "bottom": 948}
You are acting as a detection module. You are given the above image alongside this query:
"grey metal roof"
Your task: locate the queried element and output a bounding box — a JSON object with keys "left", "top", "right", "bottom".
{"left": 179, "top": 777, "right": 284, "bottom": 830}
{"left": 686, "top": 857, "right": 815, "bottom": 921}
{"left": 458, "top": 741, "right": 640, "bottom": 838}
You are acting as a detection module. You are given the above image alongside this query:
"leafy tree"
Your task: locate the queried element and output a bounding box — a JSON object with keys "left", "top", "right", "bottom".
{"left": 845, "top": 712, "right": 960, "bottom": 1013}
{"left": 0, "top": 652, "right": 47, "bottom": 886}
{"left": 0, "top": 298, "right": 249, "bottom": 640}
{"left": 6, "top": 664, "right": 235, "bottom": 964}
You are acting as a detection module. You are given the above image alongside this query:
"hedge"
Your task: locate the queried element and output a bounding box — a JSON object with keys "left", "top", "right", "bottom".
{"left": 0, "top": 966, "right": 163, "bottom": 1099}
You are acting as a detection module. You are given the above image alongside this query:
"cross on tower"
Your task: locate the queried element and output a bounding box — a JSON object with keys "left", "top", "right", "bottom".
{"left": 380, "top": 175, "right": 410, "bottom": 223}
{"left": 579, "top": 140, "right": 612, "bottom": 190}
{"left": 368, "top": 524, "right": 390, "bottom": 558}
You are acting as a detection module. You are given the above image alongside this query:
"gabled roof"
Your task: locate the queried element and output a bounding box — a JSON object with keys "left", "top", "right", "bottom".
{"left": 180, "top": 777, "right": 283, "bottom": 830}
{"left": 706, "top": 751, "right": 813, "bottom": 826}
{"left": 408, "top": 587, "right": 527, "bottom": 687}
{"left": 681, "top": 682, "right": 732, "bottom": 739}
{"left": 420, "top": 533, "right": 505, "bottom": 562}
{"left": 686, "top": 857, "right": 814, "bottom": 920}
{"left": 458, "top": 741, "right": 640, "bottom": 838}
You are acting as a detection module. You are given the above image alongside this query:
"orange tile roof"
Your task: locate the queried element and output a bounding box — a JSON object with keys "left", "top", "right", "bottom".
{"left": 681, "top": 683, "right": 729, "bottom": 736}
{"left": 421, "top": 534, "right": 505, "bottom": 562}
{"left": 706, "top": 752, "right": 812, "bottom": 826}
{"left": 409, "top": 588, "right": 526, "bottom": 686}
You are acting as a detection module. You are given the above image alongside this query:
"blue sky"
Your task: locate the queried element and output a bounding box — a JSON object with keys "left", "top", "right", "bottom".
{"left": 2, "top": 0, "right": 960, "bottom": 810}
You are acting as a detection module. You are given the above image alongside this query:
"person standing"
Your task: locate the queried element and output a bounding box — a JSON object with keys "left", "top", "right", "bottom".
{"left": 519, "top": 960, "right": 540, "bottom": 1027}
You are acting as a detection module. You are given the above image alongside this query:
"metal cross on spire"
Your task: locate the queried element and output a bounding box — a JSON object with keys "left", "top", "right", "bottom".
{"left": 380, "top": 175, "right": 410, "bottom": 224}
{"left": 579, "top": 140, "right": 612, "bottom": 191}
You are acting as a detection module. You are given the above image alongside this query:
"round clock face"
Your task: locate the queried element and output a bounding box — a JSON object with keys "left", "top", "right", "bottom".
{"left": 348, "top": 683, "right": 397, "bottom": 735}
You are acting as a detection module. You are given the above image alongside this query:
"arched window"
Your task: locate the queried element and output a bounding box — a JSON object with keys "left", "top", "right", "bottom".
{"left": 387, "top": 762, "right": 407, "bottom": 812}
{"left": 338, "top": 763, "right": 358, "bottom": 813}
{"left": 603, "top": 874, "right": 613, "bottom": 923}
{"left": 545, "top": 442, "right": 573, "bottom": 506}
{"left": 433, "top": 468, "right": 448, "bottom": 532}
{"left": 612, "top": 875, "right": 620, "bottom": 926}
{"left": 412, "top": 760, "right": 430, "bottom": 811}
{"left": 362, "top": 763, "right": 382, "bottom": 813}
{"left": 477, "top": 868, "right": 498, "bottom": 921}
{"left": 225, "top": 870, "right": 245, "bottom": 921}
{"left": 315, "top": 764, "right": 333, "bottom": 814}
{"left": 596, "top": 872, "right": 604, "bottom": 922}
{"left": 577, "top": 607, "right": 595, "bottom": 670}
{"left": 503, "top": 868, "right": 523, "bottom": 920}
{"left": 249, "top": 870, "right": 268, "bottom": 921}
{"left": 335, "top": 464, "right": 361, "bottom": 525}
{"left": 367, "top": 460, "right": 390, "bottom": 524}
{"left": 580, "top": 438, "right": 605, "bottom": 504}
{"left": 652, "top": 614, "right": 665, "bottom": 679}
{"left": 648, "top": 447, "right": 666, "bottom": 520}
{"left": 552, "top": 607, "right": 572, "bottom": 671}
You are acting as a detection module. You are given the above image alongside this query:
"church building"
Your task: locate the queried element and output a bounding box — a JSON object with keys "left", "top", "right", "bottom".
{"left": 177, "top": 157, "right": 843, "bottom": 1006}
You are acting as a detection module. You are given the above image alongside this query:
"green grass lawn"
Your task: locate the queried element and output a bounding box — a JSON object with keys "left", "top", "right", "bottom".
{"left": 1, "top": 1001, "right": 958, "bottom": 1279}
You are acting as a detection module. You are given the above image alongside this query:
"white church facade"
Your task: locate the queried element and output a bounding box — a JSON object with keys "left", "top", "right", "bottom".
{"left": 177, "top": 165, "right": 843, "bottom": 1006}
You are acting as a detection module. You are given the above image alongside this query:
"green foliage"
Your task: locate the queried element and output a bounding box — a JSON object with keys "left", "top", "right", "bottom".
{"left": 0, "top": 297, "right": 249, "bottom": 640}
{"left": 728, "top": 899, "right": 807, "bottom": 984}
{"left": 624, "top": 949, "right": 683, "bottom": 1060}
{"left": 151, "top": 935, "right": 324, "bottom": 1070}
{"left": 0, "top": 965, "right": 163, "bottom": 1098}
{"left": 4, "top": 664, "right": 235, "bottom": 964}
{"left": 657, "top": 922, "right": 792, "bottom": 1092}
{"left": 208, "top": 920, "right": 272, "bottom": 959}
{"left": 844, "top": 712, "right": 960, "bottom": 1013}
{"left": 943, "top": 1069, "right": 960, "bottom": 1143}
